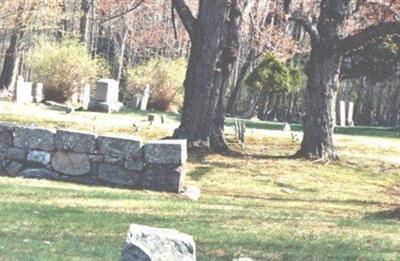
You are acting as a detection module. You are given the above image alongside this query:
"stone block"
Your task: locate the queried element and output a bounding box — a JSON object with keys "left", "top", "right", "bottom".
{"left": 97, "top": 136, "right": 142, "bottom": 161}
{"left": 0, "top": 122, "right": 16, "bottom": 132}
{"left": 98, "top": 163, "right": 141, "bottom": 187}
{"left": 88, "top": 100, "right": 124, "bottom": 113}
{"left": 5, "top": 161, "right": 24, "bottom": 176}
{"left": 0, "top": 132, "right": 13, "bottom": 148}
{"left": 55, "top": 130, "right": 96, "bottom": 153}
{"left": 6, "top": 148, "right": 26, "bottom": 161}
{"left": 52, "top": 152, "right": 90, "bottom": 176}
{"left": 27, "top": 150, "right": 51, "bottom": 166}
{"left": 124, "top": 161, "right": 144, "bottom": 171}
{"left": 88, "top": 154, "right": 104, "bottom": 163}
{"left": 144, "top": 140, "right": 187, "bottom": 165}
{"left": 20, "top": 168, "right": 59, "bottom": 180}
{"left": 122, "top": 224, "right": 196, "bottom": 261}
{"left": 14, "top": 127, "right": 55, "bottom": 151}
{"left": 143, "top": 166, "right": 185, "bottom": 193}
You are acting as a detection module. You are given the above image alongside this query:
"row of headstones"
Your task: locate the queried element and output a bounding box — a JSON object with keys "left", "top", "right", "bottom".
{"left": 339, "top": 100, "right": 355, "bottom": 127}
{"left": 14, "top": 76, "right": 151, "bottom": 113}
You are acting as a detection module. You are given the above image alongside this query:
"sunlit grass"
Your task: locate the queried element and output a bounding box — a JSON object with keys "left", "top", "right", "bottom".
{"left": 0, "top": 101, "right": 399, "bottom": 260}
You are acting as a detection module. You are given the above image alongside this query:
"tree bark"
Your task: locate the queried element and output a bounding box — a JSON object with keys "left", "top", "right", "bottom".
{"left": 172, "top": 0, "right": 243, "bottom": 152}
{"left": 227, "top": 48, "right": 256, "bottom": 115}
{"left": 297, "top": 45, "right": 341, "bottom": 160}
{"left": 79, "top": 0, "right": 92, "bottom": 45}
{"left": 0, "top": 2, "right": 26, "bottom": 91}
{"left": 0, "top": 32, "right": 23, "bottom": 91}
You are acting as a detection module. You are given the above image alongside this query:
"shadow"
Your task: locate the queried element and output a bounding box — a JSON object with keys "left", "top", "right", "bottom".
{"left": 188, "top": 166, "right": 212, "bottom": 181}
{"left": 364, "top": 207, "right": 400, "bottom": 220}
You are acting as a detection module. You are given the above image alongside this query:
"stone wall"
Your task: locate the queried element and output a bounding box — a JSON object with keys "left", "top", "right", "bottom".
{"left": 0, "top": 122, "right": 187, "bottom": 193}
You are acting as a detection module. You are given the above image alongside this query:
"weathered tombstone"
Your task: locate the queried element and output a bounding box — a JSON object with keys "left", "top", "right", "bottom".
{"left": 122, "top": 224, "right": 196, "bottom": 261}
{"left": 133, "top": 93, "right": 142, "bottom": 109}
{"left": 94, "top": 79, "right": 119, "bottom": 103}
{"left": 32, "top": 82, "right": 44, "bottom": 103}
{"left": 148, "top": 114, "right": 156, "bottom": 125}
{"left": 347, "top": 101, "right": 354, "bottom": 127}
{"left": 161, "top": 114, "right": 167, "bottom": 124}
{"left": 81, "top": 84, "right": 91, "bottom": 110}
{"left": 16, "top": 76, "right": 33, "bottom": 104}
{"left": 282, "top": 122, "right": 291, "bottom": 132}
{"left": 140, "top": 84, "right": 150, "bottom": 111}
{"left": 339, "top": 100, "right": 346, "bottom": 127}
{"left": 88, "top": 79, "right": 124, "bottom": 113}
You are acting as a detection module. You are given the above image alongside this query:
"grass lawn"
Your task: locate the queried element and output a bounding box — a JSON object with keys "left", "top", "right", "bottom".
{"left": 0, "top": 101, "right": 399, "bottom": 260}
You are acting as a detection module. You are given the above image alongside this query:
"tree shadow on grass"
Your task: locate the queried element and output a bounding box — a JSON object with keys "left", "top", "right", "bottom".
{"left": 364, "top": 207, "right": 400, "bottom": 220}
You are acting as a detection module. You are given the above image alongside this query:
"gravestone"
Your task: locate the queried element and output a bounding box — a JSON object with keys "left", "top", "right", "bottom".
{"left": 33, "top": 83, "right": 44, "bottom": 103}
{"left": 339, "top": 100, "right": 346, "bottom": 127}
{"left": 81, "top": 84, "right": 91, "bottom": 110}
{"left": 133, "top": 94, "right": 142, "bottom": 109}
{"left": 15, "top": 76, "right": 33, "bottom": 104}
{"left": 140, "top": 85, "right": 150, "bottom": 111}
{"left": 348, "top": 101, "right": 354, "bottom": 126}
{"left": 88, "top": 79, "right": 124, "bottom": 113}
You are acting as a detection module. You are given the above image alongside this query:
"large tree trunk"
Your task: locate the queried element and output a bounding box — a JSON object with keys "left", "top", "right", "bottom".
{"left": 0, "top": 31, "right": 23, "bottom": 91}
{"left": 298, "top": 46, "right": 341, "bottom": 160}
{"left": 287, "top": 0, "right": 400, "bottom": 161}
{"left": 173, "top": 0, "right": 242, "bottom": 152}
{"left": 79, "top": 0, "right": 92, "bottom": 45}
{"left": 0, "top": 2, "right": 26, "bottom": 91}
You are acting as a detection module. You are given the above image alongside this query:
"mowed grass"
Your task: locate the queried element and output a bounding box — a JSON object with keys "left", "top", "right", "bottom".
{"left": 0, "top": 101, "right": 400, "bottom": 260}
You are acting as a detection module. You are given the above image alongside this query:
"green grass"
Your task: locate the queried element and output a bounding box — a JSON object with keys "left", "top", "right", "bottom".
{"left": 1, "top": 101, "right": 400, "bottom": 260}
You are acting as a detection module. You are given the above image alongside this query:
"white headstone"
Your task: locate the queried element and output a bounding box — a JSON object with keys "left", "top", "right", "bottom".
{"left": 133, "top": 93, "right": 142, "bottom": 109}
{"left": 33, "top": 83, "right": 44, "bottom": 103}
{"left": 82, "top": 84, "right": 91, "bottom": 110}
{"left": 348, "top": 101, "right": 354, "bottom": 126}
{"left": 340, "top": 100, "right": 346, "bottom": 127}
{"left": 140, "top": 84, "right": 150, "bottom": 111}
{"left": 16, "top": 76, "right": 33, "bottom": 104}
{"left": 94, "top": 79, "right": 119, "bottom": 103}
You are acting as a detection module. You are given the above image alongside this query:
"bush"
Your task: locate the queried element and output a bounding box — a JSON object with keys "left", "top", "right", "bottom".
{"left": 126, "top": 57, "right": 186, "bottom": 111}
{"left": 246, "top": 53, "right": 303, "bottom": 93}
{"left": 28, "top": 39, "right": 108, "bottom": 103}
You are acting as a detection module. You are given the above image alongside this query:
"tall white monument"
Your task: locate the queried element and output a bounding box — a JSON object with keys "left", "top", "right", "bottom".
{"left": 140, "top": 84, "right": 150, "bottom": 111}
{"left": 339, "top": 100, "right": 346, "bottom": 127}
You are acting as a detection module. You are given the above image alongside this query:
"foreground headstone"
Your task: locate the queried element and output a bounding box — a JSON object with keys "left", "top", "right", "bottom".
{"left": 122, "top": 224, "right": 196, "bottom": 261}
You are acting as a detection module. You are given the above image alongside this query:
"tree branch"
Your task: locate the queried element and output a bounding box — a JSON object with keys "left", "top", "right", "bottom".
{"left": 341, "top": 21, "right": 400, "bottom": 53}
{"left": 289, "top": 13, "right": 320, "bottom": 46}
{"left": 172, "top": 0, "right": 196, "bottom": 38}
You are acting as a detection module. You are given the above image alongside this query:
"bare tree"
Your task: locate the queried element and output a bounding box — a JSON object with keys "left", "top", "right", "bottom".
{"left": 172, "top": 0, "right": 251, "bottom": 152}
{"left": 286, "top": 0, "right": 400, "bottom": 160}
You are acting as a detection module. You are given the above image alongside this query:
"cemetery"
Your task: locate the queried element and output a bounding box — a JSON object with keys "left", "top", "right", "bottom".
{"left": 0, "top": 1, "right": 400, "bottom": 260}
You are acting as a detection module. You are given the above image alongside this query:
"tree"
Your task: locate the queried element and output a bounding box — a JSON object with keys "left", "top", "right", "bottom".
{"left": 172, "top": 0, "right": 251, "bottom": 152}
{"left": 286, "top": 0, "right": 400, "bottom": 160}
{"left": 0, "top": 1, "right": 30, "bottom": 91}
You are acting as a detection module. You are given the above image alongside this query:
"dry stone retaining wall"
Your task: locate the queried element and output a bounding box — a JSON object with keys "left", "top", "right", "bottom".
{"left": 0, "top": 122, "right": 187, "bottom": 193}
